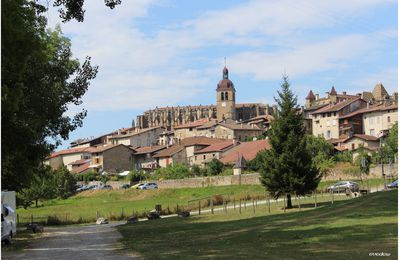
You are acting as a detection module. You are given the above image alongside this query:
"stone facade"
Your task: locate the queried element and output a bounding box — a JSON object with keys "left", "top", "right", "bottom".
{"left": 135, "top": 66, "right": 274, "bottom": 130}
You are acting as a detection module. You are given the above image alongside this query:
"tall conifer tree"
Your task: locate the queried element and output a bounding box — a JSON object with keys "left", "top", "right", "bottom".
{"left": 260, "top": 75, "right": 321, "bottom": 208}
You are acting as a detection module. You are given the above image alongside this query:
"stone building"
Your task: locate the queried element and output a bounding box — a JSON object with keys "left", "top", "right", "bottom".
{"left": 135, "top": 66, "right": 275, "bottom": 130}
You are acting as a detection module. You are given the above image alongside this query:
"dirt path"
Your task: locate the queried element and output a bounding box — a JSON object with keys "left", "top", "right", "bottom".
{"left": 2, "top": 222, "right": 138, "bottom": 259}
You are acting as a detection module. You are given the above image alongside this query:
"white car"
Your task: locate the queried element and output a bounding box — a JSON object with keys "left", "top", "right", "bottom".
{"left": 327, "top": 181, "right": 359, "bottom": 193}
{"left": 138, "top": 183, "right": 158, "bottom": 190}
{"left": 2, "top": 191, "right": 17, "bottom": 245}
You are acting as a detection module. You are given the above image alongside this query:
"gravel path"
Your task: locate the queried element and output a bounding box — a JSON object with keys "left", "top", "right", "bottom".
{"left": 2, "top": 222, "right": 138, "bottom": 260}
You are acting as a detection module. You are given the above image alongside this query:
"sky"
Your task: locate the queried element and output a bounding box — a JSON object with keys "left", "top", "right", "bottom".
{"left": 45, "top": 0, "right": 398, "bottom": 150}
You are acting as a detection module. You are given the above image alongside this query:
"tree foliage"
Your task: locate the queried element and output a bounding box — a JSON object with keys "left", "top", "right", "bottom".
{"left": 377, "top": 122, "right": 398, "bottom": 163}
{"left": 207, "top": 159, "right": 224, "bottom": 175}
{"left": 305, "top": 135, "right": 335, "bottom": 175}
{"left": 2, "top": 0, "right": 98, "bottom": 191}
{"left": 259, "top": 76, "right": 321, "bottom": 208}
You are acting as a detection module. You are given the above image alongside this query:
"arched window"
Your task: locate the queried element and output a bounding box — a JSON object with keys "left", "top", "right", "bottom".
{"left": 225, "top": 92, "right": 229, "bottom": 100}
{"left": 221, "top": 92, "right": 224, "bottom": 101}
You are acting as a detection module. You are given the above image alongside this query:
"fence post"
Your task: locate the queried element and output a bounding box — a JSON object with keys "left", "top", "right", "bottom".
{"left": 121, "top": 208, "right": 124, "bottom": 217}
{"left": 331, "top": 190, "right": 334, "bottom": 204}
{"left": 252, "top": 199, "right": 255, "bottom": 214}
{"left": 65, "top": 213, "right": 68, "bottom": 223}
{"left": 255, "top": 199, "right": 258, "bottom": 208}
{"left": 239, "top": 199, "right": 242, "bottom": 214}
{"left": 211, "top": 199, "right": 214, "bottom": 214}
{"left": 31, "top": 214, "right": 33, "bottom": 224}
{"left": 198, "top": 201, "right": 201, "bottom": 215}
{"left": 17, "top": 214, "right": 19, "bottom": 225}
{"left": 224, "top": 201, "right": 227, "bottom": 214}
{"left": 244, "top": 199, "right": 247, "bottom": 209}
{"left": 233, "top": 199, "right": 236, "bottom": 210}
{"left": 296, "top": 192, "right": 301, "bottom": 211}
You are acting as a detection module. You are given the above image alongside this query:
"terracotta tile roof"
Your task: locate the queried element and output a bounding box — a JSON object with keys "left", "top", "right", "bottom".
{"left": 109, "top": 126, "right": 163, "bottom": 139}
{"left": 339, "top": 103, "right": 398, "bottom": 119}
{"left": 174, "top": 118, "right": 210, "bottom": 129}
{"left": 334, "top": 145, "right": 348, "bottom": 151}
{"left": 69, "top": 159, "right": 91, "bottom": 166}
{"left": 48, "top": 147, "right": 92, "bottom": 159}
{"left": 72, "top": 162, "right": 91, "bottom": 174}
{"left": 194, "top": 140, "right": 235, "bottom": 154}
{"left": 179, "top": 136, "right": 227, "bottom": 147}
{"left": 134, "top": 145, "right": 166, "bottom": 155}
{"left": 89, "top": 144, "right": 134, "bottom": 153}
{"left": 152, "top": 145, "right": 184, "bottom": 158}
{"left": 196, "top": 119, "right": 218, "bottom": 130}
{"left": 242, "top": 115, "right": 273, "bottom": 123}
{"left": 345, "top": 134, "right": 379, "bottom": 142}
{"left": 304, "top": 103, "right": 329, "bottom": 112}
{"left": 220, "top": 140, "right": 270, "bottom": 164}
{"left": 306, "top": 90, "right": 315, "bottom": 100}
{"left": 218, "top": 122, "right": 262, "bottom": 131}
{"left": 311, "top": 97, "right": 360, "bottom": 114}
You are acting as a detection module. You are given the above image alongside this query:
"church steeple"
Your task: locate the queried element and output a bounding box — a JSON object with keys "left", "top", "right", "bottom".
{"left": 223, "top": 66, "right": 228, "bottom": 79}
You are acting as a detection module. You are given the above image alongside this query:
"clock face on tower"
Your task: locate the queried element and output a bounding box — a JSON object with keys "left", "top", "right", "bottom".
{"left": 221, "top": 102, "right": 226, "bottom": 107}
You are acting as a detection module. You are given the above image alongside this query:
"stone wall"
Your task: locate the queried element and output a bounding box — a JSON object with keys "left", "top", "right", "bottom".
{"left": 80, "top": 164, "right": 397, "bottom": 190}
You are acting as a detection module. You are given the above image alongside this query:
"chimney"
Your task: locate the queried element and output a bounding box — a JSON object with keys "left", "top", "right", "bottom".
{"left": 315, "top": 94, "right": 319, "bottom": 100}
{"left": 342, "top": 91, "right": 346, "bottom": 95}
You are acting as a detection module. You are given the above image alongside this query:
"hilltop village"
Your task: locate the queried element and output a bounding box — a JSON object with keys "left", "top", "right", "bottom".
{"left": 45, "top": 67, "right": 398, "bottom": 174}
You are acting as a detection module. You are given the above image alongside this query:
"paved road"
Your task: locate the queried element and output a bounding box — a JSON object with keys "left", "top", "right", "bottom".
{"left": 2, "top": 222, "right": 138, "bottom": 260}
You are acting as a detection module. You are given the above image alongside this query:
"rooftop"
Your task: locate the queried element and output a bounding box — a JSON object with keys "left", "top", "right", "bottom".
{"left": 220, "top": 139, "right": 270, "bottom": 164}
{"left": 194, "top": 140, "right": 235, "bottom": 154}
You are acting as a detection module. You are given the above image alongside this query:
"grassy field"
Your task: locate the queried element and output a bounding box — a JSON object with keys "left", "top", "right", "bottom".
{"left": 17, "top": 178, "right": 386, "bottom": 225}
{"left": 118, "top": 190, "right": 398, "bottom": 259}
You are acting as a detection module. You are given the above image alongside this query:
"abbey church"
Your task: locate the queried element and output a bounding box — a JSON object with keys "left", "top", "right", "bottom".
{"left": 135, "top": 66, "right": 276, "bottom": 130}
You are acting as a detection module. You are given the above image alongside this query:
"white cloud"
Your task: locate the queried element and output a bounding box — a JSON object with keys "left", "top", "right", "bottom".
{"left": 47, "top": 0, "right": 396, "bottom": 113}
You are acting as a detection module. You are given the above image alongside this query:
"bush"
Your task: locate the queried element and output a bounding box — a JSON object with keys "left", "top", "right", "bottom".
{"left": 207, "top": 159, "right": 224, "bottom": 175}
{"left": 126, "top": 170, "right": 146, "bottom": 183}
{"left": 334, "top": 151, "right": 353, "bottom": 163}
{"left": 110, "top": 176, "right": 119, "bottom": 181}
{"left": 76, "top": 171, "right": 98, "bottom": 182}
{"left": 153, "top": 164, "right": 193, "bottom": 180}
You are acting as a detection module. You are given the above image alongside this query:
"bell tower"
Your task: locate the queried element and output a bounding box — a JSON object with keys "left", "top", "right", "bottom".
{"left": 216, "top": 66, "right": 236, "bottom": 121}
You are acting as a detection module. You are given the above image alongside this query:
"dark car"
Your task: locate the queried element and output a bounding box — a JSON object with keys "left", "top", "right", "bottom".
{"left": 120, "top": 184, "right": 131, "bottom": 189}
{"left": 101, "top": 185, "right": 113, "bottom": 190}
{"left": 387, "top": 180, "right": 398, "bottom": 189}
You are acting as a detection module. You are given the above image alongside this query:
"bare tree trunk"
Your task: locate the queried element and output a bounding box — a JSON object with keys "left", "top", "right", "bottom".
{"left": 286, "top": 193, "right": 292, "bottom": 209}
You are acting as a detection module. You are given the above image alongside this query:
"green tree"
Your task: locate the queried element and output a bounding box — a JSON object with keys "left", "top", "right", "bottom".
{"left": 2, "top": 0, "right": 98, "bottom": 191}
{"left": 18, "top": 166, "right": 57, "bottom": 208}
{"left": 377, "top": 122, "right": 398, "bottom": 163}
{"left": 259, "top": 76, "right": 321, "bottom": 208}
{"left": 54, "top": 166, "right": 77, "bottom": 199}
{"left": 207, "top": 159, "right": 224, "bottom": 175}
{"left": 305, "top": 135, "right": 335, "bottom": 175}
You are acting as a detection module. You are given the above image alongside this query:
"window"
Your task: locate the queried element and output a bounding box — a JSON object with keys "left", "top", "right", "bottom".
{"left": 333, "top": 112, "right": 336, "bottom": 116}
{"left": 323, "top": 113, "right": 326, "bottom": 118}
{"left": 388, "top": 116, "right": 391, "bottom": 122}
{"left": 326, "top": 130, "right": 331, "bottom": 139}
{"left": 351, "top": 143, "right": 355, "bottom": 150}
{"left": 328, "top": 112, "right": 331, "bottom": 117}
{"left": 195, "top": 156, "right": 197, "bottom": 160}
{"left": 370, "top": 129, "right": 375, "bottom": 136}
{"left": 221, "top": 92, "right": 224, "bottom": 101}
{"left": 203, "top": 155, "right": 206, "bottom": 160}
{"left": 213, "top": 154, "right": 216, "bottom": 157}
{"left": 225, "top": 92, "right": 229, "bottom": 100}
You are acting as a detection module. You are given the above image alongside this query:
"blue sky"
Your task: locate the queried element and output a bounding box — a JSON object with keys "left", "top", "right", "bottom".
{"left": 46, "top": 0, "right": 398, "bottom": 150}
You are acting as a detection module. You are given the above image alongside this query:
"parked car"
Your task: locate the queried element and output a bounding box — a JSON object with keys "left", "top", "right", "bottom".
{"left": 120, "top": 184, "right": 131, "bottom": 189}
{"left": 387, "top": 180, "right": 398, "bottom": 189}
{"left": 138, "top": 183, "right": 158, "bottom": 190}
{"left": 131, "top": 183, "right": 144, "bottom": 189}
{"left": 327, "top": 181, "right": 359, "bottom": 193}
{"left": 101, "top": 185, "right": 113, "bottom": 190}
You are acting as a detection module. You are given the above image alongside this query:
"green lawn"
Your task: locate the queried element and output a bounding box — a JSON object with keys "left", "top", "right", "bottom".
{"left": 17, "top": 178, "right": 387, "bottom": 225}
{"left": 17, "top": 185, "right": 266, "bottom": 224}
{"left": 117, "top": 190, "right": 398, "bottom": 259}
